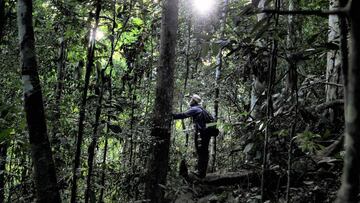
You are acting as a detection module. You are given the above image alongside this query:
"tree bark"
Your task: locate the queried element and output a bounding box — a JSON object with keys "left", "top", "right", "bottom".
{"left": 0, "top": 0, "right": 6, "bottom": 41}
{"left": 98, "top": 1, "right": 116, "bottom": 201}
{"left": 210, "top": 0, "right": 228, "bottom": 173}
{"left": 261, "top": 0, "right": 279, "bottom": 201}
{"left": 85, "top": 71, "right": 105, "bottom": 203}
{"left": 326, "top": 0, "right": 342, "bottom": 122}
{"left": 339, "top": 0, "right": 348, "bottom": 89}
{"left": 179, "top": 12, "right": 191, "bottom": 147}
{"left": 98, "top": 77, "right": 111, "bottom": 203}
{"left": 144, "top": 0, "right": 179, "bottom": 201}
{"left": 336, "top": 1, "right": 360, "bottom": 202}
{"left": 250, "top": 0, "right": 267, "bottom": 119}
{"left": 286, "top": 0, "right": 299, "bottom": 92}
{"left": 70, "top": 1, "right": 102, "bottom": 202}
{"left": 285, "top": 1, "right": 300, "bottom": 202}
{"left": 52, "top": 34, "right": 66, "bottom": 173}
{"left": 17, "top": 0, "right": 61, "bottom": 202}
{"left": 129, "top": 84, "right": 137, "bottom": 170}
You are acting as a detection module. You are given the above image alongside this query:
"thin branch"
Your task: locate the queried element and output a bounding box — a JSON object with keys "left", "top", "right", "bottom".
{"left": 260, "top": 8, "right": 348, "bottom": 17}
{"left": 99, "top": 15, "right": 115, "bottom": 22}
{"left": 311, "top": 99, "right": 344, "bottom": 112}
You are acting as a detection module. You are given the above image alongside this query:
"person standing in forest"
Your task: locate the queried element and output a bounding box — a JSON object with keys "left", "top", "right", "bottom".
{"left": 173, "top": 94, "right": 215, "bottom": 178}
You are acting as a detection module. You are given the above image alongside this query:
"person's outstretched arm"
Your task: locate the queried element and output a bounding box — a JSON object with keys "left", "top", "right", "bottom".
{"left": 173, "top": 107, "right": 199, "bottom": 119}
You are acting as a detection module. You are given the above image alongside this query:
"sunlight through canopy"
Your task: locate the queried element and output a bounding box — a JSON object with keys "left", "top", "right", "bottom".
{"left": 95, "top": 30, "right": 105, "bottom": 41}
{"left": 193, "top": 0, "right": 215, "bottom": 15}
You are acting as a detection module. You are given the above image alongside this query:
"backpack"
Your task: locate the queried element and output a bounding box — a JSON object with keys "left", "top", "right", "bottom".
{"left": 199, "top": 107, "right": 220, "bottom": 137}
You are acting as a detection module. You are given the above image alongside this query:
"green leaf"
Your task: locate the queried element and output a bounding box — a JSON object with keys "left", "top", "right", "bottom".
{"left": 0, "top": 128, "right": 14, "bottom": 143}
{"left": 132, "top": 17, "right": 144, "bottom": 27}
{"left": 175, "top": 120, "right": 182, "bottom": 130}
{"left": 243, "top": 143, "right": 254, "bottom": 154}
{"left": 295, "top": 130, "right": 323, "bottom": 154}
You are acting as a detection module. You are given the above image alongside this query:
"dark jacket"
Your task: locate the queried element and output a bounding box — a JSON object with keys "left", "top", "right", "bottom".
{"left": 173, "top": 105, "right": 206, "bottom": 131}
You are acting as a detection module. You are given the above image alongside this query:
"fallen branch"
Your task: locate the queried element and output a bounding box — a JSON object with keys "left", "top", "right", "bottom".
{"left": 313, "top": 135, "right": 344, "bottom": 163}
{"left": 261, "top": 8, "right": 348, "bottom": 17}
{"left": 311, "top": 99, "right": 344, "bottom": 112}
{"left": 202, "top": 170, "right": 260, "bottom": 186}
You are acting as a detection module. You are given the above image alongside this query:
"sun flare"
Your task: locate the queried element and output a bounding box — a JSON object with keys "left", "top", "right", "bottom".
{"left": 193, "top": 0, "right": 215, "bottom": 15}
{"left": 95, "top": 30, "right": 105, "bottom": 41}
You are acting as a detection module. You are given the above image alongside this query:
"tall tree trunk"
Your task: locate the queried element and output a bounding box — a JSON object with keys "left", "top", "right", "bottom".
{"left": 326, "top": 0, "right": 342, "bottom": 122}
{"left": 285, "top": 0, "right": 299, "bottom": 202}
{"left": 180, "top": 13, "right": 191, "bottom": 147}
{"left": 0, "top": 143, "right": 7, "bottom": 203}
{"left": 336, "top": 1, "right": 360, "bottom": 202}
{"left": 260, "top": 0, "right": 279, "bottom": 201}
{"left": 129, "top": 84, "right": 137, "bottom": 171}
{"left": 70, "top": 1, "right": 102, "bottom": 202}
{"left": 98, "top": 1, "right": 116, "bottom": 200}
{"left": 0, "top": 0, "right": 6, "bottom": 41}
{"left": 85, "top": 70, "right": 105, "bottom": 203}
{"left": 98, "top": 75, "right": 112, "bottom": 203}
{"left": 52, "top": 34, "right": 66, "bottom": 172}
{"left": 339, "top": 0, "right": 348, "bottom": 88}
{"left": 17, "top": 1, "right": 61, "bottom": 202}
{"left": 250, "top": 0, "right": 267, "bottom": 119}
{"left": 144, "top": 0, "right": 179, "bottom": 201}
{"left": 286, "top": 0, "right": 299, "bottom": 92}
{"left": 210, "top": 0, "right": 228, "bottom": 173}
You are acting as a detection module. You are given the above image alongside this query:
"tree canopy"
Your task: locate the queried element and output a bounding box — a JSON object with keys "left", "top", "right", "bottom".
{"left": 0, "top": 0, "right": 358, "bottom": 202}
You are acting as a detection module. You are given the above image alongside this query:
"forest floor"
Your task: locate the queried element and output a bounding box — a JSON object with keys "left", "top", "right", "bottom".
{"left": 170, "top": 162, "right": 342, "bottom": 203}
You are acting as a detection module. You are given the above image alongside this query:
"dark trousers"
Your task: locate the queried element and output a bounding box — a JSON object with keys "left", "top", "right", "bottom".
{"left": 194, "top": 130, "right": 211, "bottom": 178}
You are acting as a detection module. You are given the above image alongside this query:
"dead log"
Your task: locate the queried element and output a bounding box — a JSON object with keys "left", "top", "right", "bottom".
{"left": 308, "top": 99, "right": 344, "bottom": 112}
{"left": 201, "top": 170, "right": 261, "bottom": 186}
{"left": 316, "top": 135, "right": 344, "bottom": 158}
{"left": 311, "top": 135, "right": 344, "bottom": 168}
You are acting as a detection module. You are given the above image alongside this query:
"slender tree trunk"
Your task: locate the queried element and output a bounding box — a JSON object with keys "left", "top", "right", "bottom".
{"left": 70, "top": 1, "right": 102, "bottom": 202}
{"left": 181, "top": 14, "right": 192, "bottom": 147}
{"left": 85, "top": 71, "right": 105, "bottom": 203}
{"left": 98, "top": 1, "right": 116, "bottom": 200}
{"left": 336, "top": 1, "right": 360, "bottom": 202}
{"left": 17, "top": 1, "right": 61, "bottom": 202}
{"left": 192, "top": 43, "right": 202, "bottom": 79}
{"left": 98, "top": 75, "right": 112, "bottom": 203}
{"left": 0, "top": 0, "right": 6, "bottom": 41}
{"left": 144, "top": 0, "right": 179, "bottom": 201}
{"left": 326, "top": 0, "right": 342, "bottom": 122}
{"left": 286, "top": 0, "right": 299, "bottom": 92}
{"left": 126, "top": 77, "right": 139, "bottom": 171}
{"left": 285, "top": 0, "right": 299, "bottom": 202}
{"left": 52, "top": 34, "right": 66, "bottom": 172}
{"left": 98, "top": 137, "right": 108, "bottom": 202}
{"left": 129, "top": 84, "right": 137, "bottom": 170}
{"left": 0, "top": 143, "right": 7, "bottom": 203}
{"left": 210, "top": 0, "right": 228, "bottom": 173}
{"left": 339, "top": 0, "right": 348, "bottom": 88}
{"left": 250, "top": 0, "right": 267, "bottom": 119}
{"left": 260, "top": 0, "right": 279, "bottom": 201}
{"left": 260, "top": 41, "right": 277, "bottom": 202}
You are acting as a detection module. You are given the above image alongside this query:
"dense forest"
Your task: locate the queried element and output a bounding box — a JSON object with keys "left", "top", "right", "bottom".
{"left": 0, "top": 0, "right": 360, "bottom": 202}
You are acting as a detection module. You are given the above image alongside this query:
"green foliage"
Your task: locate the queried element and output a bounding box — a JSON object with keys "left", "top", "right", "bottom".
{"left": 0, "top": 0, "right": 344, "bottom": 202}
{"left": 132, "top": 17, "right": 144, "bottom": 27}
{"left": 0, "top": 128, "right": 14, "bottom": 144}
{"left": 295, "top": 130, "right": 324, "bottom": 154}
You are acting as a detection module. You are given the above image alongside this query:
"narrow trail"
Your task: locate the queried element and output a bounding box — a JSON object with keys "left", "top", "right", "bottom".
{"left": 173, "top": 162, "right": 340, "bottom": 203}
